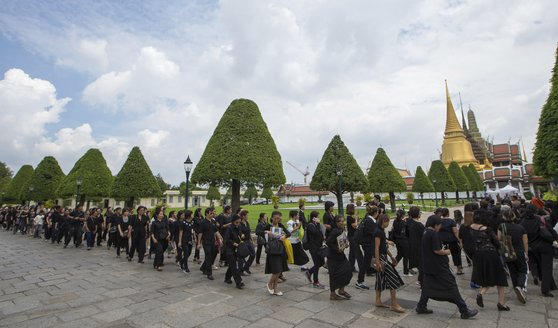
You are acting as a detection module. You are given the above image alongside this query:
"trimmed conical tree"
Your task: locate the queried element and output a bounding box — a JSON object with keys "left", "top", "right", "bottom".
{"left": 448, "top": 161, "right": 469, "bottom": 203}
{"left": 261, "top": 186, "right": 273, "bottom": 204}
{"left": 191, "top": 99, "right": 285, "bottom": 212}
{"left": 58, "top": 149, "right": 113, "bottom": 204}
{"left": 0, "top": 162, "right": 12, "bottom": 194}
{"left": 367, "top": 148, "right": 406, "bottom": 211}
{"left": 534, "top": 46, "right": 558, "bottom": 179}
{"left": 4, "top": 165, "right": 34, "bottom": 204}
{"left": 243, "top": 185, "right": 259, "bottom": 204}
{"left": 310, "top": 135, "right": 367, "bottom": 216}
{"left": 468, "top": 163, "right": 485, "bottom": 196}
{"left": 206, "top": 185, "right": 221, "bottom": 206}
{"left": 412, "top": 166, "right": 434, "bottom": 205}
{"left": 28, "top": 156, "right": 65, "bottom": 201}
{"left": 462, "top": 165, "right": 482, "bottom": 199}
{"left": 428, "top": 160, "right": 456, "bottom": 205}
{"left": 111, "top": 146, "right": 161, "bottom": 207}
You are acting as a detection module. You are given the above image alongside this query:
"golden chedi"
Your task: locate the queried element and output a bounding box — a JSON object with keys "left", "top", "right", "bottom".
{"left": 441, "top": 80, "right": 480, "bottom": 169}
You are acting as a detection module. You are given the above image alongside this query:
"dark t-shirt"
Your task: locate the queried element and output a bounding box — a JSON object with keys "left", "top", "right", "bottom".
{"left": 179, "top": 220, "right": 194, "bottom": 244}
{"left": 200, "top": 219, "right": 217, "bottom": 245}
{"left": 86, "top": 217, "right": 96, "bottom": 232}
{"left": 504, "top": 222, "right": 527, "bottom": 253}
{"left": 323, "top": 212, "right": 335, "bottom": 237}
{"left": 117, "top": 216, "right": 130, "bottom": 233}
{"left": 216, "top": 213, "right": 231, "bottom": 234}
{"left": 346, "top": 215, "right": 356, "bottom": 238}
{"left": 374, "top": 228, "right": 387, "bottom": 256}
{"left": 421, "top": 228, "right": 449, "bottom": 274}
{"left": 151, "top": 219, "right": 169, "bottom": 240}
{"left": 439, "top": 218, "right": 457, "bottom": 243}
{"left": 70, "top": 210, "right": 84, "bottom": 227}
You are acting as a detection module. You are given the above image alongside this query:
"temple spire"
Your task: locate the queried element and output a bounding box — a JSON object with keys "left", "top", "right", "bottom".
{"left": 459, "top": 93, "right": 468, "bottom": 131}
{"left": 445, "top": 80, "right": 464, "bottom": 134}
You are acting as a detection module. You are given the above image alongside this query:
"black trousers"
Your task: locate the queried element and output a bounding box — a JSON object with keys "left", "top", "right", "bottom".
{"left": 50, "top": 227, "right": 58, "bottom": 243}
{"left": 178, "top": 244, "right": 192, "bottom": 270}
{"left": 358, "top": 244, "right": 374, "bottom": 283}
{"left": 417, "top": 291, "right": 468, "bottom": 314}
{"left": 443, "top": 240, "right": 462, "bottom": 267}
{"left": 536, "top": 245, "right": 555, "bottom": 294}
{"left": 308, "top": 248, "right": 324, "bottom": 284}
{"left": 73, "top": 225, "right": 83, "bottom": 246}
{"left": 238, "top": 243, "right": 255, "bottom": 272}
{"left": 348, "top": 238, "right": 362, "bottom": 270}
{"left": 57, "top": 226, "right": 68, "bottom": 244}
{"left": 225, "top": 252, "right": 242, "bottom": 285}
{"left": 201, "top": 243, "right": 215, "bottom": 276}
{"left": 96, "top": 227, "right": 103, "bottom": 246}
{"left": 116, "top": 234, "right": 129, "bottom": 256}
{"left": 129, "top": 234, "right": 146, "bottom": 261}
{"left": 507, "top": 254, "right": 528, "bottom": 288}
{"left": 107, "top": 231, "right": 117, "bottom": 248}
{"left": 256, "top": 243, "right": 265, "bottom": 264}
{"left": 395, "top": 239, "right": 410, "bottom": 274}
{"left": 153, "top": 239, "right": 168, "bottom": 268}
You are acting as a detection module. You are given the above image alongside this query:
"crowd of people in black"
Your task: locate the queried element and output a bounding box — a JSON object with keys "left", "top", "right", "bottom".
{"left": 1, "top": 194, "right": 557, "bottom": 320}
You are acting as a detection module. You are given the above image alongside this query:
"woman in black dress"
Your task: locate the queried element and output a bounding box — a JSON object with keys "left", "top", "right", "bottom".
{"left": 255, "top": 213, "right": 268, "bottom": 265}
{"left": 390, "top": 209, "right": 410, "bottom": 276}
{"left": 258, "top": 211, "right": 290, "bottom": 296}
{"left": 439, "top": 208, "right": 463, "bottom": 275}
{"left": 116, "top": 208, "right": 130, "bottom": 258}
{"left": 327, "top": 215, "right": 353, "bottom": 300}
{"left": 470, "top": 209, "right": 509, "bottom": 311}
{"left": 375, "top": 214, "right": 405, "bottom": 313}
{"left": 192, "top": 208, "right": 203, "bottom": 263}
{"left": 305, "top": 211, "right": 325, "bottom": 288}
{"left": 151, "top": 209, "right": 170, "bottom": 271}
{"left": 499, "top": 205, "right": 528, "bottom": 303}
{"left": 407, "top": 206, "right": 424, "bottom": 282}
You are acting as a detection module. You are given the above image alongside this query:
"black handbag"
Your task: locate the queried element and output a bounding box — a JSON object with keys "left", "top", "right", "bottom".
{"left": 237, "top": 242, "right": 250, "bottom": 258}
{"left": 317, "top": 245, "right": 329, "bottom": 258}
{"left": 266, "top": 238, "right": 284, "bottom": 255}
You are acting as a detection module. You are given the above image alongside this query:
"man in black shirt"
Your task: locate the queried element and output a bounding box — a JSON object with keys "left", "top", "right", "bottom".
{"left": 129, "top": 206, "right": 149, "bottom": 263}
{"left": 69, "top": 205, "right": 85, "bottom": 247}
{"left": 416, "top": 216, "right": 478, "bottom": 320}
{"left": 50, "top": 206, "right": 63, "bottom": 244}
{"left": 197, "top": 207, "right": 221, "bottom": 280}
{"left": 298, "top": 203, "right": 308, "bottom": 229}
{"left": 355, "top": 204, "right": 379, "bottom": 290}
{"left": 322, "top": 201, "right": 335, "bottom": 238}
{"left": 374, "top": 195, "right": 386, "bottom": 214}
{"left": 178, "top": 210, "right": 194, "bottom": 273}
{"left": 57, "top": 208, "right": 70, "bottom": 244}
{"left": 216, "top": 206, "right": 232, "bottom": 266}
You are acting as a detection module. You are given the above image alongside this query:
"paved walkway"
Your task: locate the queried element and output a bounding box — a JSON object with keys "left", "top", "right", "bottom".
{"left": 0, "top": 230, "right": 557, "bottom": 328}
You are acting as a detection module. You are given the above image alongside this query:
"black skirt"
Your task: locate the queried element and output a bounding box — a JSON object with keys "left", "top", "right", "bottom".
{"left": 471, "top": 249, "right": 508, "bottom": 287}
{"left": 422, "top": 270, "right": 463, "bottom": 301}
{"left": 327, "top": 252, "right": 352, "bottom": 290}
{"left": 292, "top": 242, "right": 309, "bottom": 266}
{"left": 375, "top": 255, "right": 404, "bottom": 291}
{"left": 265, "top": 253, "right": 289, "bottom": 274}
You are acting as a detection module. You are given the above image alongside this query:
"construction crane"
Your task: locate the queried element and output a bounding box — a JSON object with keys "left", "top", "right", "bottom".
{"left": 286, "top": 161, "right": 311, "bottom": 185}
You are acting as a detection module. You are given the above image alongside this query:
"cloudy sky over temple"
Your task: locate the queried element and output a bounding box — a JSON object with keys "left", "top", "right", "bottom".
{"left": 1, "top": 0, "right": 557, "bottom": 185}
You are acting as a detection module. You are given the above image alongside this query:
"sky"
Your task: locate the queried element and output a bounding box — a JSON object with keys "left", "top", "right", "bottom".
{"left": 0, "top": 0, "right": 557, "bottom": 187}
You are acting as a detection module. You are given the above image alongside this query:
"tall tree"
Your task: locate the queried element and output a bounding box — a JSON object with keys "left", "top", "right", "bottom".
{"left": 0, "top": 162, "right": 13, "bottom": 193}
{"left": 191, "top": 99, "right": 285, "bottom": 212}
{"left": 468, "top": 163, "right": 485, "bottom": 195}
{"left": 310, "top": 135, "right": 367, "bottom": 216}
{"left": 534, "top": 46, "right": 558, "bottom": 179}
{"left": 367, "top": 148, "right": 406, "bottom": 211}
{"left": 206, "top": 185, "right": 221, "bottom": 206}
{"left": 428, "top": 160, "right": 456, "bottom": 205}
{"left": 462, "top": 165, "right": 482, "bottom": 198}
{"left": 448, "top": 161, "right": 469, "bottom": 202}
{"left": 243, "top": 185, "right": 259, "bottom": 204}
{"left": 412, "top": 166, "right": 434, "bottom": 205}
{"left": 57, "top": 148, "right": 114, "bottom": 204}
{"left": 261, "top": 186, "right": 274, "bottom": 204}
{"left": 154, "top": 173, "right": 170, "bottom": 193}
{"left": 4, "top": 165, "right": 34, "bottom": 204}
{"left": 28, "top": 156, "right": 65, "bottom": 201}
{"left": 111, "top": 146, "right": 161, "bottom": 207}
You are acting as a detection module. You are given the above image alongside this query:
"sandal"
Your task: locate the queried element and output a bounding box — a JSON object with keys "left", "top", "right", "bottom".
{"left": 330, "top": 294, "right": 345, "bottom": 300}
{"left": 375, "top": 303, "right": 389, "bottom": 308}
{"left": 390, "top": 306, "right": 405, "bottom": 314}
{"left": 339, "top": 291, "right": 352, "bottom": 299}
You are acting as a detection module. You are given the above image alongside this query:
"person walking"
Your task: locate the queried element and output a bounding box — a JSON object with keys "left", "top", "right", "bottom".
{"left": 305, "top": 211, "right": 325, "bottom": 289}
{"left": 260, "top": 211, "right": 290, "bottom": 296}
{"left": 327, "top": 215, "right": 353, "bottom": 300}
{"left": 129, "top": 206, "right": 149, "bottom": 263}
{"left": 224, "top": 214, "right": 245, "bottom": 289}
{"left": 439, "top": 208, "right": 463, "bottom": 275}
{"left": 390, "top": 209, "right": 410, "bottom": 276}
{"left": 255, "top": 213, "right": 268, "bottom": 265}
{"left": 116, "top": 208, "right": 130, "bottom": 258}
{"left": 84, "top": 209, "right": 97, "bottom": 251}
{"left": 416, "top": 215, "right": 478, "bottom": 319}
{"left": 177, "top": 210, "right": 194, "bottom": 273}
{"left": 286, "top": 210, "right": 309, "bottom": 267}
{"left": 407, "top": 206, "right": 425, "bottom": 284}
{"left": 197, "top": 208, "right": 221, "bottom": 280}
{"left": 346, "top": 204, "right": 361, "bottom": 272}
{"left": 499, "top": 205, "right": 528, "bottom": 303}
{"left": 151, "top": 208, "right": 170, "bottom": 271}
{"left": 355, "top": 204, "right": 379, "bottom": 290}
{"left": 238, "top": 210, "right": 255, "bottom": 275}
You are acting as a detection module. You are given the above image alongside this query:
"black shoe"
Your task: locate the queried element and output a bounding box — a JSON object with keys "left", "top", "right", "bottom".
{"left": 542, "top": 292, "right": 554, "bottom": 297}
{"left": 127, "top": 257, "right": 131, "bottom": 262}
{"left": 245, "top": 269, "right": 251, "bottom": 275}
{"left": 236, "top": 282, "right": 245, "bottom": 289}
{"left": 138, "top": 260, "right": 144, "bottom": 264}
{"left": 497, "top": 303, "right": 510, "bottom": 311}
{"left": 224, "top": 279, "right": 232, "bottom": 284}
{"left": 63, "top": 245, "right": 67, "bottom": 249}
{"left": 461, "top": 309, "right": 478, "bottom": 319}
{"left": 476, "top": 294, "right": 484, "bottom": 308}
{"left": 207, "top": 275, "right": 214, "bottom": 280}
{"left": 534, "top": 277, "right": 539, "bottom": 285}
{"left": 240, "top": 272, "right": 247, "bottom": 276}
{"left": 416, "top": 308, "right": 433, "bottom": 315}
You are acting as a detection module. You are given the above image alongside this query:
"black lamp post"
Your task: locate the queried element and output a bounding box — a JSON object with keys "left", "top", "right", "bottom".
{"left": 432, "top": 178, "right": 438, "bottom": 208}
{"left": 28, "top": 186, "right": 34, "bottom": 207}
{"left": 76, "top": 176, "right": 83, "bottom": 208}
{"left": 184, "top": 156, "right": 193, "bottom": 210}
{"left": 336, "top": 165, "right": 344, "bottom": 216}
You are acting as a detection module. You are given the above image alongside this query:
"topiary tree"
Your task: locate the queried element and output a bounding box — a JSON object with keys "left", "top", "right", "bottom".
{"left": 412, "top": 166, "right": 434, "bottom": 205}
{"left": 191, "top": 99, "right": 285, "bottom": 213}
{"left": 154, "top": 173, "right": 170, "bottom": 193}
{"left": 0, "top": 162, "right": 13, "bottom": 194}
{"left": 367, "top": 148, "right": 406, "bottom": 211}
{"left": 243, "top": 185, "right": 259, "bottom": 204}
{"left": 261, "top": 186, "right": 274, "bottom": 204}
{"left": 28, "top": 156, "right": 65, "bottom": 202}
{"left": 57, "top": 148, "right": 113, "bottom": 205}
{"left": 4, "top": 165, "right": 34, "bottom": 204}
{"left": 462, "top": 165, "right": 481, "bottom": 199}
{"left": 534, "top": 45, "right": 558, "bottom": 179}
{"left": 111, "top": 146, "right": 161, "bottom": 207}
{"left": 206, "top": 185, "right": 221, "bottom": 206}
{"left": 428, "top": 160, "right": 456, "bottom": 205}
{"left": 448, "top": 161, "right": 469, "bottom": 203}
{"left": 310, "top": 135, "right": 367, "bottom": 216}
{"left": 468, "top": 163, "right": 485, "bottom": 198}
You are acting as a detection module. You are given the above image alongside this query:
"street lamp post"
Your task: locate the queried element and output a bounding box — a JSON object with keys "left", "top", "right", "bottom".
{"left": 432, "top": 178, "right": 438, "bottom": 208}
{"left": 183, "top": 156, "right": 193, "bottom": 210}
{"left": 336, "top": 165, "right": 344, "bottom": 216}
{"left": 28, "top": 186, "right": 34, "bottom": 207}
{"left": 76, "top": 177, "right": 83, "bottom": 208}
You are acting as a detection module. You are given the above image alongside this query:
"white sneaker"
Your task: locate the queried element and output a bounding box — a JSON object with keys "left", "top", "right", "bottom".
{"left": 405, "top": 273, "right": 414, "bottom": 277}
{"left": 212, "top": 265, "right": 219, "bottom": 270}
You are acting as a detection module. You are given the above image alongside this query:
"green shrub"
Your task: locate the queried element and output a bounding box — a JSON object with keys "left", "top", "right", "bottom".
{"left": 272, "top": 195, "right": 279, "bottom": 209}
{"left": 524, "top": 191, "right": 534, "bottom": 200}
{"left": 543, "top": 191, "right": 558, "bottom": 201}
{"left": 406, "top": 192, "right": 414, "bottom": 204}
{"left": 355, "top": 195, "right": 363, "bottom": 206}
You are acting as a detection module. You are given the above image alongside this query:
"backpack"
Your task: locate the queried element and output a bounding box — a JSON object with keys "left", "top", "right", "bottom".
{"left": 498, "top": 223, "right": 517, "bottom": 262}
{"left": 354, "top": 219, "right": 367, "bottom": 245}
{"left": 302, "top": 223, "right": 311, "bottom": 250}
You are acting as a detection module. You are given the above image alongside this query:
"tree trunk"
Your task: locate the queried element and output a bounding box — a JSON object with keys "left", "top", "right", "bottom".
{"left": 336, "top": 192, "right": 344, "bottom": 216}
{"left": 466, "top": 191, "right": 470, "bottom": 201}
{"left": 231, "top": 179, "right": 241, "bottom": 213}
{"left": 350, "top": 191, "right": 354, "bottom": 203}
{"left": 389, "top": 191, "right": 396, "bottom": 212}
{"left": 455, "top": 191, "right": 459, "bottom": 204}
{"left": 441, "top": 192, "right": 446, "bottom": 206}
{"left": 420, "top": 192, "right": 424, "bottom": 206}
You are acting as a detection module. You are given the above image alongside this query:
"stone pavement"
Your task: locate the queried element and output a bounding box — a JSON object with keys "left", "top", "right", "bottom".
{"left": 1, "top": 230, "right": 557, "bottom": 328}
